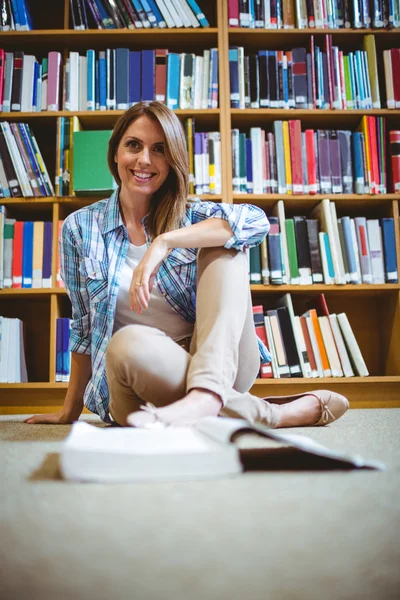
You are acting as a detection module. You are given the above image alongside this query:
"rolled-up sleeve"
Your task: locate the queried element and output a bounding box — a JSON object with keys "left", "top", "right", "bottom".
{"left": 60, "top": 218, "right": 91, "bottom": 355}
{"left": 188, "top": 201, "right": 269, "bottom": 250}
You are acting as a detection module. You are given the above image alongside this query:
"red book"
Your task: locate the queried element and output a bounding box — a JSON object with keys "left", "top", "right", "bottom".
{"left": 367, "top": 116, "right": 380, "bottom": 194}
{"left": 0, "top": 49, "right": 4, "bottom": 112}
{"left": 324, "top": 35, "right": 334, "bottom": 109}
{"left": 252, "top": 305, "right": 273, "bottom": 379}
{"left": 389, "top": 130, "right": 400, "bottom": 193}
{"left": 289, "top": 120, "right": 303, "bottom": 194}
{"left": 305, "top": 129, "right": 317, "bottom": 194}
{"left": 228, "top": 0, "right": 239, "bottom": 27}
{"left": 155, "top": 49, "right": 168, "bottom": 103}
{"left": 12, "top": 221, "right": 24, "bottom": 288}
{"left": 391, "top": 49, "right": 400, "bottom": 108}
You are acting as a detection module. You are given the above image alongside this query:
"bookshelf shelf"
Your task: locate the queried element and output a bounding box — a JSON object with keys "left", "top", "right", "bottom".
{"left": 1, "top": 0, "right": 399, "bottom": 413}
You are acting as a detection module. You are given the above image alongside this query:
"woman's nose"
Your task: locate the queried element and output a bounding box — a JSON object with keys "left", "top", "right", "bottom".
{"left": 137, "top": 147, "right": 151, "bottom": 164}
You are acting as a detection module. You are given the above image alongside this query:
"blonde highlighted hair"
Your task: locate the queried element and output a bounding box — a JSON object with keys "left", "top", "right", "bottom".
{"left": 108, "top": 101, "right": 190, "bottom": 240}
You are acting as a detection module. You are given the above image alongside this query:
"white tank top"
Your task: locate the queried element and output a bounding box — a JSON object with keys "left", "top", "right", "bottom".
{"left": 112, "top": 243, "right": 194, "bottom": 342}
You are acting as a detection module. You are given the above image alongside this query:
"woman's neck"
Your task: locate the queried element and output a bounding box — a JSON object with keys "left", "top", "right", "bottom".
{"left": 118, "top": 188, "right": 151, "bottom": 229}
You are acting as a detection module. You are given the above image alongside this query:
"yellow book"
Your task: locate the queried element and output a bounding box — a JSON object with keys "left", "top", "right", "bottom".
{"left": 185, "top": 118, "right": 195, "bottom": 196}
{"left": 383, "top": 50, "right": 395, "bottom": 109}
{"left": 363, "top": 35, "right": 381, "bottom": 109}
{"left": 282, "top": 121, "right": 292, "bottom": 194}
{"left": 209, "top": 132, "right": 215, "bottom": 194}
{"left": 32, "top": 221, "right": 44, "bottom": 288}
{"left": 69, "top": 116, "right": 82, "bottom": 196}
{"left": 360, "top": 116, "right": 372, "bottom": 192}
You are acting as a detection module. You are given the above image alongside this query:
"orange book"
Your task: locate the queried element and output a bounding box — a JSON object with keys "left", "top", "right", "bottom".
{"left": 360, "top": 116, "right": 372, "bottom": 192}
{"left": 282, "top": 120, "right": 292, "bottom": 194}
{"left": 304, "top": 308, "right": 332, "bottom": 377}
{"left": 367, "top": 116, "right": 380, "bottom": 194}
{"left": 282, "top": 0, "right": 295, "bottom": 28}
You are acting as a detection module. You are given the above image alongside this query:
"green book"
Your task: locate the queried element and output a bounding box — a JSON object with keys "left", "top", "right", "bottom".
{"left": 73, "top": 130, "right": 117, "bottom": 195}
{"left": 343, "top": 56, "right": 353, "bottom": 109}
{"left": 249, "top": 245, "right": 262, "bottom": 284}
{"left": 284, "top": 219, "right": 300, "bottom": 285}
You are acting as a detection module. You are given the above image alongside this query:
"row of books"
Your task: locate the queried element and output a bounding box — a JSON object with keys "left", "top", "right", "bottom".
{"left": 249, "top": 200, "right": 398, "bottom": 286}
{"left": 0, "top": 316, "right": 28, "bottom": 383}
{"left": 0, "top": 0, "right": 32, "bottom": 30}
{"left": 70, "top": 0, "right": 209, "bottom": 30}
{"left": 252, "top": 293, "right": 369, "bottom": 381}
{"left": 228, "top": 0, "right": 400, "bottom": 29}
{"left": 0, "top": 122, "right": 54, "bottom": 198}
{"left": 0, "top": 212, "right": 58, "bottom": 288}
{"left": 56, "top": 317, "right": 71, "bottom": 382}
{"left": 0, "top": 48, "right": 219, "bottom": 113}
{"left": 229, "top": 37, "right": 400, "bottom": 110}
{"left": 232, "top": 121, "right": 399, "bottom": 196}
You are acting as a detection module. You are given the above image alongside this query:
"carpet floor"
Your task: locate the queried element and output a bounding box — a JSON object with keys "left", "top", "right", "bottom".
{"left": 1, "top": 408, "right": 399, "bottom": 600}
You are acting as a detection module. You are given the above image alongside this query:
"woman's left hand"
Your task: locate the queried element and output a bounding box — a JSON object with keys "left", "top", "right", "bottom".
{"left": 129, "top": 236, "right": 169, "bottom": 314}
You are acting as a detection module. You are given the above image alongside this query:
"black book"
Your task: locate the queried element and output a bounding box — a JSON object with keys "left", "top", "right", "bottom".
{"left": 85, "top": 0, "right": 104, "bottom": 28}
{"left": 103, "top": 0, "right": 125, "bottom": 28}
{"left": 276, "top": 307, "right": 302, "bottom": 378}
{"left": 306, "top": 219, "right": 323, "bottom": 284}
{"left": 114, "top": 0, "right": 133, "bottom": 28}
{"left": 70, "top": 0, "right": 83, "bottom": 29}
{"left": 254, "top": 0, "right": 264, "bottom": 26}
{"left": 293, "top": 216, "right": 313, "bottom": 285}
{"left": 244, "top": 55, "right": 250, "bottom": 108}
{"left": 258, "top": 51, "right": 269, "bottom": 108}
{"left": 11, "top": 51, "right": 23, "bottom": 111}
{"left": 268, "top": 51, "right": 278, "bottom": 108}
{"left": 249, "top": 54, "right": 260, "bottom": 108}
{"left": 306, "top": 53, "right": 312, "bottom": 110}
{"left": 0, "top": 0, "right": 14, "bottom": 29}
{"left": 0, "top": 126, "right": 22, "bottom": 197}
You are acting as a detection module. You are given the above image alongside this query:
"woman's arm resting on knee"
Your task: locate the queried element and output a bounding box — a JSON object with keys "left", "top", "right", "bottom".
{"left": 160, "top": 218, "right": 233, "bottom": 249}
{"left": 25, "top": 353, "right": 92, "bottom": 425}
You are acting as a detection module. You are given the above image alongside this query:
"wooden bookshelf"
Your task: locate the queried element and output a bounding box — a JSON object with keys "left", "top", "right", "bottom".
{"left": 0, "top": 0, "right": 399, "bottom": 414}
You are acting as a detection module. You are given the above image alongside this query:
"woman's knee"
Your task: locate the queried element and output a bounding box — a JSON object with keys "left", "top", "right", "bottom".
{"left": 106, "top": 324, "right": 154, "bottom": 367}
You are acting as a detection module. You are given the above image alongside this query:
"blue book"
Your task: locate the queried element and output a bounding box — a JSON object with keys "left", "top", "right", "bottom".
{"left": 10, "top": 0, "right": 21, "bottom": 29}
{"left": 131, "top": 0, "right": 150, "bottom": 27}
{"left": 348, "top": 52, "right": 356, "bottom": 109}
{"left": 42, "top": 222, "right": 52, "bottom": 287}
{"left": 17, "top": 124, "right": 46, "bottom": 196}
{"left": 354, "top": 51, "right": 365, "bottom": 108}
{"left": 22, "top": 221, "right": 33, "bottom": 288}
{"left": 380, "top": 218, "right": 398, "bottom": 283}
{"left": 351, "top": 132, "right": 364, "bottom": 194}
{"left": 35, "top": 63, "right": 42, "bottom": 112}
{"left": 86, "top": 50, "right": 95, "bottom": 111}
{"left": 166, "top": 53, "right": 180, "bottom": 109}
{"left": 95, "top": 58, "right": 100, "bottom": 109}
{"left": 115, "top": 48, "right": 130, "bottom": 109}
{"left": 146, "top": 0, "right": 166, "bottom": 27}
{"left": 141, "top": 50, "right": 155, "bottom": 101}
{"left": 93, "top": 0, "right": 115, "bottom": 28}
{"left": 56, "top": 318, "right": 63, "bottom": 382}
{"left": 129, "top": 51, "right": 141, "bottom": 105}
{"left": 99, "top": 51, "right": 107, "bottom": 110}
{"left": 267, "top": 217, "right": 283, "bottom": 285}
{"left": 282, "top": 55, "right": 289, "bottom": 108}
{"left": 20, "top": 0, "right": 33, "bottom": 29}
{"left": 246, "top": 138, "right": 253, "bottom": 193}
{"left": 140, "top": 0, "right": 157, "bottom": 27}
{"left": 229, "top": 47, "right": 239, "bottom": 109}
{"left": 340, "top": 216, "right": 359, "bottom": 284}
{"left": 209, "top": 48, "right": 218, "bottom": 109}
{"left": 323, "top": 232, "right": 335, "bottom": 280}
{"left": 62, "top": 318, "right": 71, "bottom": 382}
{"left": 31, "top": 61, "right": 39, "bottom": 111}
{"left": 185, "top": 0, "right": 210, "bottom": 27}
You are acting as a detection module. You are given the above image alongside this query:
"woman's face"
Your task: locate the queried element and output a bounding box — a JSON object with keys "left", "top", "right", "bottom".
{"left": 114, "top": 114, "right": 170, "bottom": 204}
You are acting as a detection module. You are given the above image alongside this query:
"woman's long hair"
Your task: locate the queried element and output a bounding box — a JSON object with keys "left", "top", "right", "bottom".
{"left": 108, "top": 101, "right": 190, "bottom": 240}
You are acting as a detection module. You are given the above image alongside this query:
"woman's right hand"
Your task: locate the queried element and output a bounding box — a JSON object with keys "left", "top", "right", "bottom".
{"left": 24, "top": 410, "right": 80, "bottom": 425}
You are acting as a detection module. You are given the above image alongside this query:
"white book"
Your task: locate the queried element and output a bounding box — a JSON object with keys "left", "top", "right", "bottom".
{"left": 329, "top": 314, "right": 355, "bottom": 378}
{"left": 0, "top": 317, "right": 9, "bottom": 382}
{"left": 201, "top": 50, "right": 210, "bottom": 109}
{"left": 194, "top": 137, "right": 203, "bottom": 194}
{"left": 79, "top": 56, "right": 87, "bottom": 112}
{"left": 18, "top": 319, "right": 28, "bottom": 383}
{"left": 272, "top": 201, "right": 290, "bottom": 285}
{"left": 155, "top": 0, "right": 176, "bottom": 28}
{"left": 366, "top": 219, "right": 385, "bottom": 284}
{"left": 329, "top": 201, "right": 348, "bottom": 283}
{"left": 7, "top": 318, "right": 18, "bottom": 383}
{"left": 213, "top": 131, "right": 222, "bottom": 194}
{"left": 311, "top": 199, "right": 345, "bottom": 285}
{"left": 164, "top": 0, "right": 184, "bottom": 27}
{"left": 264, "top": 315, "right": 280, "bottom": 378}
{"left": 21, "top": 55, "right": 37, "bottom": 112}
{"left": 293, "top": 315, "right": 313, "bottom": 378}
{"left": 264, "top": 0, "right": 273, "bottom": 27}
{"left": 318, "top": 316, "right": 344, "bottom": 377}
{"left": 1, "top": 122, "right": 33, "bottom": 197}
{"left": 193, "top": 56, "right": 203, "bottom": 109}
{"left": 60, "top": 416, "right": 385, "bottom": 483}
{"left": 67, "top": 52, "right": 80, "bottom": 112}
{"left": 305, "top": 315, "right": 325, "bottom": 378}
{"left": 177, "top": 0, "right": 200, "bottom": 27}
{"left": 250, "top": 128, "right": 263, "bottom": 194}
{"left": 173, "top": 0, "right": 192, "bottom": 27}
{"left": 0, "top": 157, "right": 10, "bottom": 198}
{"left": 202, "top": 133, "right": 210, "bottom": 193}
{"left": 337, "top": 313, "right": 369, "bottom": 377}
{"left": 350, "top": 218, "right": 362, "bottom": 282}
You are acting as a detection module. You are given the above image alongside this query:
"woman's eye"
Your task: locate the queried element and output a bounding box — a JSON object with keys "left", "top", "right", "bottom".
{"left": 154, "top": 146, "right": 164, "bottom": 154}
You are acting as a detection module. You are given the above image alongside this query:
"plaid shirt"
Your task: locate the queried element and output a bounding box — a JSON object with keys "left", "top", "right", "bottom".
{"left": 60, "top": 191, "right": 271, "bottom": 422}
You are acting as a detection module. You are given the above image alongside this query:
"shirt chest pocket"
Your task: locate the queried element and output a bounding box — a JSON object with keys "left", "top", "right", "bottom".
{"left": 79, "top": 257, "right": 108, "bottom": 303}
{"left": 168, "top": 247, "right": 198, "bottom": 286}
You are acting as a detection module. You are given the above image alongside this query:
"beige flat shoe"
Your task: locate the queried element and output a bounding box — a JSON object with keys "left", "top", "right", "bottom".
{"left": 263, "top": 390, "right": 350, "bottom": 426}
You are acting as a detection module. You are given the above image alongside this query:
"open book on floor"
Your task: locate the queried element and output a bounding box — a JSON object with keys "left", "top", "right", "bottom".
{"left": 60, "top": 417, "right": 385, "bottom": 483}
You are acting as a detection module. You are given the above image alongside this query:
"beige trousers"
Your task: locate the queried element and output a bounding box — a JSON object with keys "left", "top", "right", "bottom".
{"left": 106, "top": 247, "right": 280, "bottom": 428}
